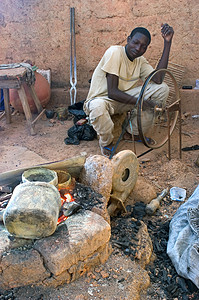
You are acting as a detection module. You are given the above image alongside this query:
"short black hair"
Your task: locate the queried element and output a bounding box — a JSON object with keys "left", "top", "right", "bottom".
{"left": 129, "top": 27, "right": 151, "bottom": 44}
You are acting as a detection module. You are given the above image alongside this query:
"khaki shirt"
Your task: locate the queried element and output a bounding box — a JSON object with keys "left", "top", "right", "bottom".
{"left": 84, "top": 45, "right": 154, "bottom": 112}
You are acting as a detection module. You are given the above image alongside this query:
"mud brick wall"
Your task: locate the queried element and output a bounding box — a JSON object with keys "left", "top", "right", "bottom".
{"left": 0, "top": 0, "right": 198, "bottom": 91}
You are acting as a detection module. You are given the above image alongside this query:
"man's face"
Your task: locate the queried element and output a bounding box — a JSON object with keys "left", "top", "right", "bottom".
{"left": 125, "top": 32, "right": 149, "bottom": 61}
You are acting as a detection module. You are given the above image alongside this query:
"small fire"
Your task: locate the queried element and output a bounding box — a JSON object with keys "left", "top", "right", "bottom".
{"left": 60, "top": 192, "right": 73, "bottom": 205}
{"left": 57, "top": 191, "right": 74, "bottom": 225}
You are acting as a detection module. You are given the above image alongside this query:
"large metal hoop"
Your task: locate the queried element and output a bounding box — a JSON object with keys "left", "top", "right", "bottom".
{"left": 137, "top": 68, "right": 180, "bottom": 149}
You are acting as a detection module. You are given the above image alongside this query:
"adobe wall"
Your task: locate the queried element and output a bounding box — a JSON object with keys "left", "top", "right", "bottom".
{"left": 0, "top": 0, "right": 198, "bottom": 95}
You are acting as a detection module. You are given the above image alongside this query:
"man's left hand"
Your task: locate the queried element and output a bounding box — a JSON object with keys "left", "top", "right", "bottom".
{"left": 161, "top": 23, "right": 174, "bottom": 43}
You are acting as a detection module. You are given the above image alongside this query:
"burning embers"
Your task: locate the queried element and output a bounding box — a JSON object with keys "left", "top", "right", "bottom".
{"left": 1, "top": 167, "right": 84, "bottom": 236}
{"left": 1, "top": 166, "right": 108, "bottom": 240}
{"left": 57, "top": 190, "right": 82, "bottom": 225}
{"left": 0, "top": 168, "right": 112, "bottom": 290}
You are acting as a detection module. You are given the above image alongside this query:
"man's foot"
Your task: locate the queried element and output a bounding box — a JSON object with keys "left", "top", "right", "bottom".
{"left": 134, "top": 135, "right": 156, "bottom": 145}
{"left": 123, "top": 132, "right": 134, "bottom": 141}
{"left": 100, "top": 143, "right": 114, "bottom": 157}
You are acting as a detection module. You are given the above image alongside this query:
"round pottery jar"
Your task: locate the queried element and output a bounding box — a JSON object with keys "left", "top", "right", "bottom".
{"left": 22, "top": 167, "right": 58, "bottom": 187}
{"left": 9, "top": 71, "right": 51, "bottom": 113}
{"left": 56, "top": 170, "right": 71, "bottom": 190}
{"left": 3, "top": 181, "right": 62, "bottom": 239}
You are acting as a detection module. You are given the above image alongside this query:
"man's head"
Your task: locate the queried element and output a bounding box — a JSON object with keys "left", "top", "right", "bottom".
{"left": 125, "top": 27, "right": 151, "bottom": 61}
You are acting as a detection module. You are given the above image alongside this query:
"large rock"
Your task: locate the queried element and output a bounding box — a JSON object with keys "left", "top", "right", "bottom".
{"left": 79, "top": 155, "right": 113, "bottom": 203}
{"left": 0, "top": 248, "right": 50, "bottom": 290}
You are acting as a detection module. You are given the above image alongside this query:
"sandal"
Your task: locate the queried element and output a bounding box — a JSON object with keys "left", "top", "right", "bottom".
{"left": 137, "top": 137, "right": 157, "bottom": 146}
{"left": 100, "top": 145, "right": 115, "bottom": 158}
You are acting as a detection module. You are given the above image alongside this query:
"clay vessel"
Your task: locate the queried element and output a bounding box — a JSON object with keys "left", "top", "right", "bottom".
{"left": 22, "top": 167, "right": 58, "bottom": 187}
{"left": 9, "top": 71, "right": 51, "bottom": 113}
{"left": 3, "top": 181, "right": 62, "bottom": 239}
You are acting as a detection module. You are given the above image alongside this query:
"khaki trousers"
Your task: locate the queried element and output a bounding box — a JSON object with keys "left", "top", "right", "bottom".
{"left": 84, "top": 82, "right": 169, "bottom": 147}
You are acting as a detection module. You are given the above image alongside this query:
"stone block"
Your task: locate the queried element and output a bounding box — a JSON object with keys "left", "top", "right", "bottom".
{"left": 0, "top": 248, "right": 50, "bottom": 290}
{"left": 33, "top": 210, "right": 111, "bottom": 276}
{"left": 135, "top": 221, "right": 153, "bottom": 268}
{"left": 80, "top": 155, "right": 113, "bottom": 203}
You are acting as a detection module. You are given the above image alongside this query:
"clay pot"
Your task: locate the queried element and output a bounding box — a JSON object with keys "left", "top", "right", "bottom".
{"left": 9, "top": 71, "right": 51, "bottom": 113}
{"left": 22, "top": 167, "right": 58, "bottom": 187}
{"left": 56, "top": 170, "right": 71, "bottom": 190}
{"left": 3, "top": 181, "right": 62, "bottom": 239}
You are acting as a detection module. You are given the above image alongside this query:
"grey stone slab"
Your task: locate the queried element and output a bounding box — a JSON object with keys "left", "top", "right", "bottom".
{"left": 0, "top": 248, "right": 50, "bottom": 289}
{"left": 34, "top": 210, "right": 111, "bottom": 276}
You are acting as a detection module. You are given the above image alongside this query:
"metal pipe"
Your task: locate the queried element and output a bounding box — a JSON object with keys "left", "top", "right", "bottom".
{"left": 70, "top": 7, "right": 77, "bottom": 105}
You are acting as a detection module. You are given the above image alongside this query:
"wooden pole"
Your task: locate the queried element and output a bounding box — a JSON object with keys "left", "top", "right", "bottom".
{"left": 0, "top": 155, "right": 86, "bottom": 188}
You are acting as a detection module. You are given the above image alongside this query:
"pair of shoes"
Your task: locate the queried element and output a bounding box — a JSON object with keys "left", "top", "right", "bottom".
{"left": 100, "top": 145, "right": 114, "bottom": 158}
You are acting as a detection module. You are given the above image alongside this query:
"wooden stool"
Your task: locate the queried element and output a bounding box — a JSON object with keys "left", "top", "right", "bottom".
{"left": 0, "top": 67, "right": 46, "bottom": 135}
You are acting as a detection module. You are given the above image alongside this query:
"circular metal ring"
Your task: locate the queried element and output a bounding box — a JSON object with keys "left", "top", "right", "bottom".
{"left": 137, "top": 68, "right": 180, "bottom": 149}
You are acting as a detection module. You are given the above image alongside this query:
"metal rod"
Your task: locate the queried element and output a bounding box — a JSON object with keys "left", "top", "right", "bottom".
{"left": 137, "top": 148, "right": 153, "bottom": 158}
{"left": 179, "top": 99, "right": 182, "bottom": 159}
{"left": 70, "top": 7, "right": 77, "bottom": 105}
{"left": 167, "top": 109, "right": 171, "bottom": 160}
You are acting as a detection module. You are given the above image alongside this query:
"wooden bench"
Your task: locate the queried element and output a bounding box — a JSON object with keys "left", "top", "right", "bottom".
{"left": 0, "top": 67, "right": 46, "bottom": 135}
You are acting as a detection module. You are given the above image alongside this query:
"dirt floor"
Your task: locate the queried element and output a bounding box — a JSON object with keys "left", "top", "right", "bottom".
{"left": 0, "top": 107, "right": 199, "bottom": 299}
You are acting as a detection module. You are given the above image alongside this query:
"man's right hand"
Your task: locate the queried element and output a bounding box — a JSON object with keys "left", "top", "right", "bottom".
{"left": 142, "top": 98, "right": 155, "bottom": 111}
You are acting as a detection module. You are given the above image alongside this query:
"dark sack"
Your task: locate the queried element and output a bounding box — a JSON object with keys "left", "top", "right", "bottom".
{"left": 68, "top": 100, "right": 86, "bottom": 123}
{"left": 64, "top": 124, "right": 97, "bottom": 145}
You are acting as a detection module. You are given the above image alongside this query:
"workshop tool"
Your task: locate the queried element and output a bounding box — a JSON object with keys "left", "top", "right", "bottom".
{"left": 107, "top": 150, "right": 139, "bottom": 216}
{"left": 110, "top": 68, "right": 182, "bottom": 160}
{"left": 70, "top": 7, "right": 77, "bottom": 105}
{"left": 145, "top": 188, "right": 168, "bottom": 215}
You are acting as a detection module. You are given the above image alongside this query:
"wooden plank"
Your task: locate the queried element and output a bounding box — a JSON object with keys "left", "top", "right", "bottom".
{"left": 0, "top": 79, "right": 21, "bottom": 89}
{"left": 17, "top": 85, "right": 35, "bottom": 135}
{"left": 32, "top": 109, "right": 46, "bottom": 125}
{"left": 29, "top": 85, "right": 43, "bottom": 113}
{"left": 0, "top": 67, "right": 27, "bottom": 79}
{"left": 0, "top": 155, "right": 86, "bottom": 188}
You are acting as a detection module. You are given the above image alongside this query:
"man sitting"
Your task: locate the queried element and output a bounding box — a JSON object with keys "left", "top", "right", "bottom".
{"left": 83, "top": 23, "right": 174, "bottom": 156}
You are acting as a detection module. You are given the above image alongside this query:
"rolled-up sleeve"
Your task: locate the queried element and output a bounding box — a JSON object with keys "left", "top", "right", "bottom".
{"left": 101, "top": 47, "right": 121, "bottom": 76}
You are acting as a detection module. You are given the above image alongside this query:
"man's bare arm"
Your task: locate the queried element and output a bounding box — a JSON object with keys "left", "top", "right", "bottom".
{"left": 107, "top": 73, "right": 153, "bottom": 110}
{"left": 106, "top": 73, "right": 137, "bottom": 105}
{"left": 152, "top": 23, "right": 174, "bottom": 84}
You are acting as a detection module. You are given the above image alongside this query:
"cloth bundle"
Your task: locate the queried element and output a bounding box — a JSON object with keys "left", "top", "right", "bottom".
{"left": 167, "top": 185, "right": 199, "bottom": 288}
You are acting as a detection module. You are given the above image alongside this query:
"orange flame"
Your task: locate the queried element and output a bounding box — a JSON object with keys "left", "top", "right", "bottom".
{"left": 57, "top": 192, "right": 74, "bottom": 225}
{"left": 61, "top": 192, "right": 74, "bottom": 205}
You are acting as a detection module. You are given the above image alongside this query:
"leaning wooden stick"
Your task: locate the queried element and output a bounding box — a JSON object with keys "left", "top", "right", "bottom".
{"left": 0, "top": 155, "right": 86, "bottom": 188}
